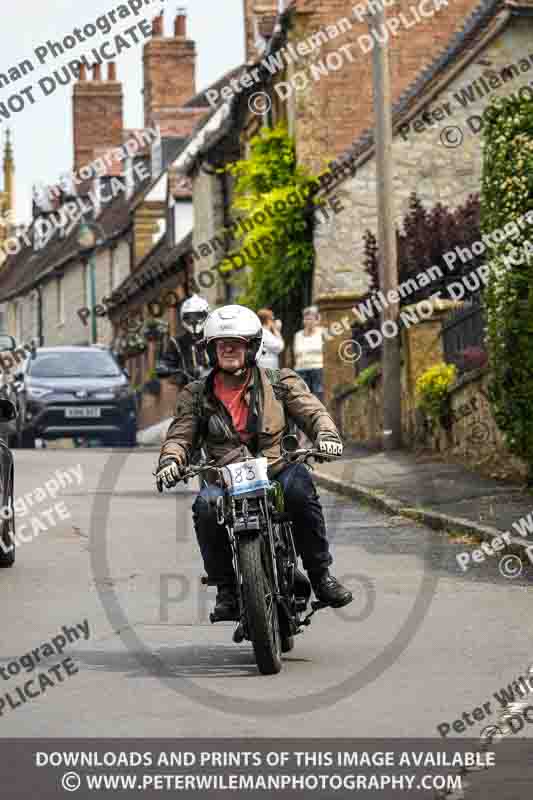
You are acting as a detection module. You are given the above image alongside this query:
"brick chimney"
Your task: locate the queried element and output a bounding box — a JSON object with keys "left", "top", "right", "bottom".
{"left": 243, "top": 0, "right": 279, "bottom": 63}
{"left": 72, "top": 62, "right": 123, "bottom": 172}
{"left": 143, "top": 10, "right": 197, "bottom": 133}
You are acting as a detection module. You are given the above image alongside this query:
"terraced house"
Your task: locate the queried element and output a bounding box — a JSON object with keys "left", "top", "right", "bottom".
{"left": 0, "top": 11, "right": 218, "bottom": 429}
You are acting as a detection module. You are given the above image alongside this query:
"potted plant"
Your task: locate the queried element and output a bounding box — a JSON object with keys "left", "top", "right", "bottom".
{"left": 415, "top": 362, "right": 457, "bottom": 433}
{"left": 142, "top": 318, "right": 169, "bottom": 341}
{"left": 124, "top": 333, "right": 147, "bottom": 356}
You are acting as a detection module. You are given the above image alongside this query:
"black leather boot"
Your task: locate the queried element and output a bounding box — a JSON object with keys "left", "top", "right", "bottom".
{"left": 309, "top": 569, "right": 353, "bottom": 608}
{"left": 214, "top": 584, "right": 239, "bottom": 621}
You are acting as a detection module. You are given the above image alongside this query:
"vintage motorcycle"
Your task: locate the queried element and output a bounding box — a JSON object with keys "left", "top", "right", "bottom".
{"left": 175, "top": 436, "right": 336, "bottom": 675}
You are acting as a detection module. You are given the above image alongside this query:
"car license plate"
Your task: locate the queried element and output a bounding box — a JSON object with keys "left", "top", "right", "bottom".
{"left": 226, "top": 458, "right": 269, "bottom": 496}
{"left": 65, "top": 407, "right": 102, "bottom": 418}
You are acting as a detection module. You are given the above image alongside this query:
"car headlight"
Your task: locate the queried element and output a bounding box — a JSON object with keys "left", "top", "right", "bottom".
{"left": 93, "top": 387, "right": 130, "bottom": 401}
{"left": 27, "top": 386, "right": 53, "bottom": 399}
{"left": 114, "top": 386, "right": 132, "bottom": 400}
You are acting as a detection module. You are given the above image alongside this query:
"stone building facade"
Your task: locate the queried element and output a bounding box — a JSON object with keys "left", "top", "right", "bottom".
{"left": 313, "top": 9, "right": 533, "bottom": 298}
{"left": 283, "top": 0, "right": 481, "bottom": 175}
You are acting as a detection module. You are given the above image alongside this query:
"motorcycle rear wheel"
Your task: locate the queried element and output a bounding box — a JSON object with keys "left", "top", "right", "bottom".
{"left": 239, "top": 536, "right": 282, "bottom": 675}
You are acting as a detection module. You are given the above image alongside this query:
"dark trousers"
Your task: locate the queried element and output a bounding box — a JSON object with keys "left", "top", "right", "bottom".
{"left": 192, "top": 463, "right": 332, "bottom": 585}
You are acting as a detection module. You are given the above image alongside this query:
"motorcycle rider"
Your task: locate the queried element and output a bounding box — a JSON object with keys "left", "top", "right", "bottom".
{"left": 158, "top": 294, "right": 210, "bottom": 388}
{"left": 155, "top": 305, "right": 352, "bottom": 620}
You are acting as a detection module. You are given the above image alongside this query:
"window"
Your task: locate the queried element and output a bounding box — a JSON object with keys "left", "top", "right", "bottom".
{"left": 56, "top": 277, "right": 64, "bottom": 325}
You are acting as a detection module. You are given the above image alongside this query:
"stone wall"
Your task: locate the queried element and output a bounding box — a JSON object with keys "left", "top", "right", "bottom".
{"left": 338, "top": 332, "right": 529, "bottom": 481}
{"left": 313, "top": 19, "right": 533, "bottom": 298}
{"left": 315, "top": 291, "right": 364, "bottom": 408}
{"left": 426, "top": 368, "right": 528, "bottom": 481}
{"left": 138, "top": 376, "right": 178, "bottom": 432}
{"left": 338, "top": 378, "right": 384, "bottom": 449}
{"left": 336, "top": 358, "right": 411, "bottom": 447}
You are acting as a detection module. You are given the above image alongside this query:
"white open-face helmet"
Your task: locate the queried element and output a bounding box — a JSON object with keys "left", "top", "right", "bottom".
{"left": 181, "top": 294, "right": 210, "bottom": 335}
{"left": 202, "top": 305, "right": 264, "bottom": 369}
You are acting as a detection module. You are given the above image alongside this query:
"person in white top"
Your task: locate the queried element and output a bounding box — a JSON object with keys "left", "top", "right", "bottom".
{"left": 293, "top": 305, "right": 325, "bottom": 402}
{"left": 257, "top": 308, "right": 285, "bottom": 369}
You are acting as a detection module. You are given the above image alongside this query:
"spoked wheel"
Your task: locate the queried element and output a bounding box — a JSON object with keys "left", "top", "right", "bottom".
{"left": 239, "top": 535, "right": 282, "bottom": 675}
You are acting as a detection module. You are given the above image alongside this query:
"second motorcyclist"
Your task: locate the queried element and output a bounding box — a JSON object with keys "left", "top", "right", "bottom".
{"left": 158, "top": 294, "right": 211, "bottom": 388}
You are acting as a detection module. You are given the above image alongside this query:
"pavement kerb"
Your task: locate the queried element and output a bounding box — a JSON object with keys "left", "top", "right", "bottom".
{"left": 314, "top": 468, "right": 533, "bottom": 557}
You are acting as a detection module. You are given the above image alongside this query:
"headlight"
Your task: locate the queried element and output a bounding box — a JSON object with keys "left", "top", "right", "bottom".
{"left": 27, "top": 386, "right": 53, "bottom": 398}
{"left": 93, "top": 387, "right": 130, "bottom": 400}
{"left": 91, "top": 392, "right": 114, "bottom": 400}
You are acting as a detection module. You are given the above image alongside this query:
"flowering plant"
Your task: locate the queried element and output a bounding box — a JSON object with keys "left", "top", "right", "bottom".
{"left": 416, "top": 362, "right": 457, "bottom": 422}
{"left": 117, "top": 333, "right": 147, "bottom": 356}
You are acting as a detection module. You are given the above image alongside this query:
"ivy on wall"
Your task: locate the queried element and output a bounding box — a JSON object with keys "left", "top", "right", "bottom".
{"left": 481, "top": 95, "right": 533, "bottom": 482}
{"left": 219, "top": 124, "right": 316, "bottom": 322}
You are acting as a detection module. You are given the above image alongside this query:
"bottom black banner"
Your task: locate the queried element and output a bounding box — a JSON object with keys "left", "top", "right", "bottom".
{"left": 2, "top": 738, "right": 532, "bottom": 798}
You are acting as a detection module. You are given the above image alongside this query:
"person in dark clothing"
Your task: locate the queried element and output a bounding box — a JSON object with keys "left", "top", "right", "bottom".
{"left": 158, "top": 295, "right": 210, "bottom": 388}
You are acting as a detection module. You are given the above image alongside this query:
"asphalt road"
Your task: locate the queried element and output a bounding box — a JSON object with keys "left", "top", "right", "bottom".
{"left": 1, "top": 448, "right": 532, "bottom": 739}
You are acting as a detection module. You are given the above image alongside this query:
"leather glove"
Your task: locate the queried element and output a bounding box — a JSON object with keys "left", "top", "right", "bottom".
{"left": 155, "top": 458, "right": 184, "bottom": 492}
{"left": 315, "top": 434, "right": 343, "bottom": 461}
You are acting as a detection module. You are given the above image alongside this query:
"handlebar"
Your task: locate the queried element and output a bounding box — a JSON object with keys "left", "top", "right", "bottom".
{"left": 171, "top": 447, "right": 338, "bottom": 486}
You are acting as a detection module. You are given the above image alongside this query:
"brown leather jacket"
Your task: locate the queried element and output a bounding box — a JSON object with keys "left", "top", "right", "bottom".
{"left": 159, "top": 367, "right": 340, "bottom": 476}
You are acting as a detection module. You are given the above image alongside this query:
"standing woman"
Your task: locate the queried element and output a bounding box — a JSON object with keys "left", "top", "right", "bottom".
{"left": 257, "top": 308, "right": 285, "bottom": 369}
{"left": 293, "top": 305, "right": 325, "bottom": 403}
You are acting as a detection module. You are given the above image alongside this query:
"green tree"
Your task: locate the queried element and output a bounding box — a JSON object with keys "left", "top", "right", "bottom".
{"left": 220, "top": 124, "right": 318, "bottom": 339}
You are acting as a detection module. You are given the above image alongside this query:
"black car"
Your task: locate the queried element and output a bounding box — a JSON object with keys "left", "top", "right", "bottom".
{"left": 15, "top": 346, "right": 137, "bottom": 448}
{"left": 0, "top": 398, "right": 16, "bottom": 567}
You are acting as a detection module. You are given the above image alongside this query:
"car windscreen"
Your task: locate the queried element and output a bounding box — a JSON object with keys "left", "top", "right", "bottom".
{"left": 28, "top": 351, "right": 122, "bottom": 379}
{"left": 0, "top": 335, "right": 15, "bottom": 351}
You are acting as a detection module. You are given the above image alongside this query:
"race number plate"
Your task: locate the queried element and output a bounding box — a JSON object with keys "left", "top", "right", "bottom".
{"left": 226, "top": 458, "right": 269, "bottom": 496}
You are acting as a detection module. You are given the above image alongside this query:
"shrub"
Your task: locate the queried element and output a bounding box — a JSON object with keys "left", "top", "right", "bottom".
{"left": 457, "top": 346, "right": 488, "bottom": 373}
{"left": 416, "top": 362, "right": 457, "bottom": 422}
{"left": 481, "top": 94, "right": 533, "bottom": 481}
{"left": 354, "top": 363, "right": 382, "bottom": 390}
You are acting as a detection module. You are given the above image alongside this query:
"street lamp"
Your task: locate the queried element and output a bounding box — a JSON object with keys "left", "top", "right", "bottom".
{"left": 76, "top": 220, "right": 106, "bottom": 345}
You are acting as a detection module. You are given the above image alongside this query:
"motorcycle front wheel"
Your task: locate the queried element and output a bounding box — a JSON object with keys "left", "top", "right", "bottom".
{"left": 239, "top": 535, "right": 282, "bottom": 675}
